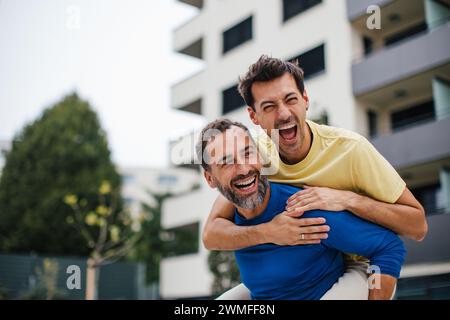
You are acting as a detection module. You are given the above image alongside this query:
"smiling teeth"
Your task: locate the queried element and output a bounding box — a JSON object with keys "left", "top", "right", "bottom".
{"left": 235, "top": 177, "right": 256, "bottom": 186}
{"left": 279, "top": 124, "right": 296, "bottom": 130}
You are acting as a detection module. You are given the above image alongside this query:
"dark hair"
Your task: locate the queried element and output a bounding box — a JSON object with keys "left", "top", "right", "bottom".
{"left": 238, "top": 55, "right": 305, "bottom": 109}
{"left": 196, "top": 119, "right": 251, "bottom": 171}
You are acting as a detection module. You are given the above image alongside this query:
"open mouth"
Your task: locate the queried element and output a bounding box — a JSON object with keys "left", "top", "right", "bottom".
{"left": 232, "top": 174, "right": 258, "bottom": 194}
{"left": 278, "top": 124, "right": 298, "bottom": 144}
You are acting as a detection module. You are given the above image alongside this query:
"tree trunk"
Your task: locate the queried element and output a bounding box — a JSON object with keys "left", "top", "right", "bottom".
{"left": 86, "top": 258, "right": 100, "bottom": 300}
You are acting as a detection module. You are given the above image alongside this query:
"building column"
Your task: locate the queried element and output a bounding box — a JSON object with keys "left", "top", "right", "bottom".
{"left": 440, "top": 167, "right": 450, "bottom": 213}
{"left": 425, "top": 0, "right": 450, "bottom": 30}
{"left": 432, "top": 77, "right": 450, "bottom": 121}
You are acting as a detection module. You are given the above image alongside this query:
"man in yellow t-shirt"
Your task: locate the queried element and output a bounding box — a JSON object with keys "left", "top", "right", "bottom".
{"left": 202, "top": 55, "right": 427, "bottom": 300}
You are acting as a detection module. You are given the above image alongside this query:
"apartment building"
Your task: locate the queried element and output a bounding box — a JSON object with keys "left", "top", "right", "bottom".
{"left": 162, "top": 0, "right": 450, "bottom": 299}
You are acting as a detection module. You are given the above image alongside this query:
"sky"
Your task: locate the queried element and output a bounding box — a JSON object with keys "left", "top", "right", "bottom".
{"left": 0, "top": 0, "right": 206, "bottom": 168}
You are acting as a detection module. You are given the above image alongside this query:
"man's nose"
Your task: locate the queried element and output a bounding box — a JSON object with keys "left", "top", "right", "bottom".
{"left": 235, "top": 157, "right": 251, "bottom": 173}
{"left": 277, "top": 103, "right": 291, "bottom": 120}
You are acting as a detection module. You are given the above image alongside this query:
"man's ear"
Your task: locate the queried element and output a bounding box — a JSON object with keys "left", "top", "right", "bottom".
{"left": 247, "top": 106, "right": 260, "bottom": 125}
{"left": 302, "top": 90, "right": 310, "bottom": 111}
{"left": 203, "top": 170, "right": 217, "bottom": 189}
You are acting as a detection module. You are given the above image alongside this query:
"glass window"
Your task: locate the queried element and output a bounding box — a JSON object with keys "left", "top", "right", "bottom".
{"left": 223, "top": 16, "right": 253, "bottom": 54}
{"left": 391, "top": 100, "right": 435, "bottom": 131}
{"left": 158, "top": 175, "right": 178, "bottom": 187}
{"left": 385, "top": 22, "right": 428, "bottom": 47}
{"left": 222, "top": 84, "right": 245, "bottom": 114}
{"left": 367, "top": 111, "right": 378, "bottom": 138}
{"left": 283, "top": 0, "right": 322, "bottom": 22}
{"left": 411, "top": 184, "right": 442, "bottom": 215}
{"left": 363, "top": 36, "right": 373, "bottom": 56}
{"left": 289, "top": 44, "right": 326, "bottom": 80}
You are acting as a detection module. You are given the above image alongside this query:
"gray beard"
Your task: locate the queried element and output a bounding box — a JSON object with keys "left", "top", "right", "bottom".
{"left": 216, "top": 175, "right": 269, "bottom": 210}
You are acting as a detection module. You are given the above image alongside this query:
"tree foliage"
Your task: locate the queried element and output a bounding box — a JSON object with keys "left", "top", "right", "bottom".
{"left": 0, "top": 93, "right": 121, "bottom": 256}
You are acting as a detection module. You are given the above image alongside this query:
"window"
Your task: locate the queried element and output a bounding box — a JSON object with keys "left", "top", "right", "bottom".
{"left": 158, "top": 175, "right": 178, "bottom": 187}
{"left": 289, "top": 44, "right": 325, "bottom": 79}
{"left": 283, "top": 0, "right": 322, "bottom": 22}
{"left": 385, "top": 22, "right": 428, "bottom": 47}
{"left": 391, "top": 100, "right": 435, "bottom": 131}
{"left": 367, "top": 111, "right": 378, "bottom": 138}
{"left": 223, "top": 16, "right": 253, "bottom": 54}
{"left": 363, "top": 36, "right": 374, "bottom": 56}
{"left": 222, "top": 84, "right": 245, "bottom": 114}
{"left": 412, "top": 184, "right": 444, "bottom": 215}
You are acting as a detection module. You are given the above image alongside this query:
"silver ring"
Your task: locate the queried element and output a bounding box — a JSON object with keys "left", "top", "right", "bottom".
{"left": 301, "top": 234, "right": 305, "bottom": 240}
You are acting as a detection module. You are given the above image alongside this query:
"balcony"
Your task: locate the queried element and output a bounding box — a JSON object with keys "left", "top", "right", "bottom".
{"left": 171, "top": 70, "right": 206, "bottom": 112}
{"left": 352, "top": 21, "right": 450, "bottom": 96}
{"left": 162, "top": 186, "right": 216, "bottom": 229}
{"left": 371, "top": 117, "right": 450, "bottom": 169}
{"left": 174, "top": 11, "right": 205, "bottom": 60}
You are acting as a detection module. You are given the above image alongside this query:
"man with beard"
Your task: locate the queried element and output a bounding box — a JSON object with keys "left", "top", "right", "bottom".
{"left": 197, "top": 119, "right": 406, "bottom": 300}
{"left": 202, "top": 56, "right": 426, "bottom": 299}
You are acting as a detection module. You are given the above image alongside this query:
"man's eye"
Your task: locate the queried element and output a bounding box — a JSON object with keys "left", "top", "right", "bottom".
{"left": 246, "top": 149, "right": 255, "bottom": 157}
{"left": 288, "top": 98, "right": 298, "bottom": 104}
{"left": 264, "top": 105, "right": 275, "bottom": 111}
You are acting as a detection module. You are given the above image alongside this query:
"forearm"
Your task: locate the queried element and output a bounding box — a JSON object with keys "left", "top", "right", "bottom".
{"left": 347, "top": 192, "right": 426, "bottom": 241}
{"left": 203, "top": 217, "right": 267, "bottom": 250}
{"left": 369, "top": 274, "right": 397, "bottom": 300}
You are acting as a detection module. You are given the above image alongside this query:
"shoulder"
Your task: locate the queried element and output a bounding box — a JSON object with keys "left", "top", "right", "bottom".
{"left": 270, "top": 182, "right": 302, "bottom": 203}
{"left": 308, "top": 120, "right": 365, "bottom": 146}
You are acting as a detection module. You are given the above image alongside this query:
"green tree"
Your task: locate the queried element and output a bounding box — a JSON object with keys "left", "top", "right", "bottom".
{"left": 0, "top": 92, "right": 121, "bottom": 256}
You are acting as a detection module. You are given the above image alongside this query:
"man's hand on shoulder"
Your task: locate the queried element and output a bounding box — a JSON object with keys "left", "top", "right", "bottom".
{"left": 285, "top": 185, "right": 356, "bottom": 216}
{"left": 262, "top": 212, "right": 329, "bottom": 246}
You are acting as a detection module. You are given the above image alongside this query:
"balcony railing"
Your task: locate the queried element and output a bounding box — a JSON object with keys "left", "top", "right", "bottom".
{"left": 352, "top": 20, "right": 450, "bottom": 96}
{"left": 371, "top": 117, "right": 450, "bottom": 169}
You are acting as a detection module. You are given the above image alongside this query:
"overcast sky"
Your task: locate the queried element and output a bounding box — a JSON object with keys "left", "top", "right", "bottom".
{"left": 0, "top": 0, "right": 205, "bottom": 168}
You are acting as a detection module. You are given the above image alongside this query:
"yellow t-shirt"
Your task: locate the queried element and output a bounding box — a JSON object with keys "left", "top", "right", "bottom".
{"left": 255, "top": 120, "right": 406, "bottom": 204}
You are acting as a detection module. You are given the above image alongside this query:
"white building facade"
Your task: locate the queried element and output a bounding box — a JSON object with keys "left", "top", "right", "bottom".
{"left": 162, "top": 0, "right": 450, "bottom": 299}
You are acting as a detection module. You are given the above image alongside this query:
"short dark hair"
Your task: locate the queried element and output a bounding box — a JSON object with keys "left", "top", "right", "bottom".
{"left": 238, "top": 55, "right": 305, "bottom": 109}
{"left": 196, "top": 119, "right": 251, "bottom": 171}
